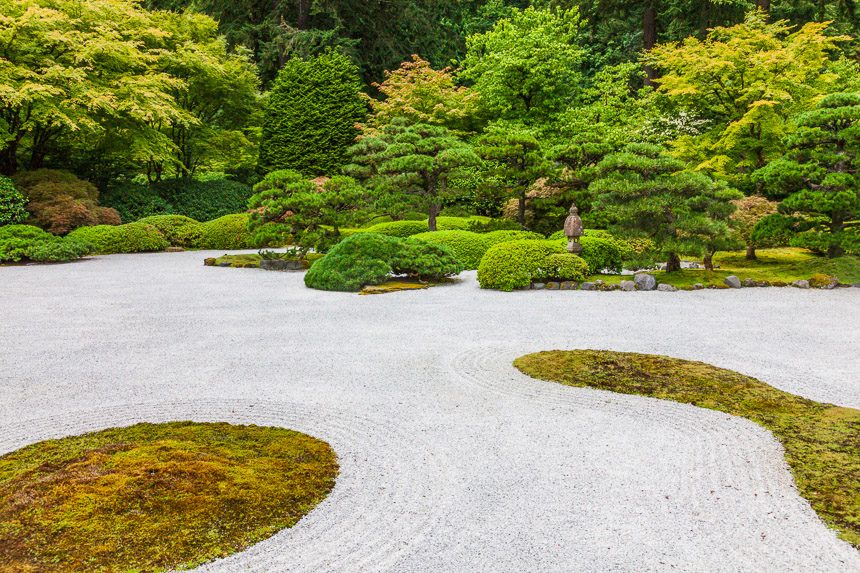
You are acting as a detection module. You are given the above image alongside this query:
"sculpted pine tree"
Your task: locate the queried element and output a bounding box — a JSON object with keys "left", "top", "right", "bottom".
{"left": 753, "top": 93, "right": 860, "bottom": 258}
{"left": 346, "top": 119, "right": 478, "bottom": 231}
{"left": 590, "top": 144, "right": 741, "bottom": 271}
{"left": 259, "top": 49, "right": 366, "bottom": 176}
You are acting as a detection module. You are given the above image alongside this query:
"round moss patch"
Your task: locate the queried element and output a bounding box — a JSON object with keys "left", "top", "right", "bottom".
{"left": 0, "top": 421, "right": 338, "bottom": 572}
{"left": 514, "top": 350, "right": 860, "bottom": 549}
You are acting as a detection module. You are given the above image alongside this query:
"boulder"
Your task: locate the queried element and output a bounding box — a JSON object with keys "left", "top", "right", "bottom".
{"left": 756, "top": 280, "right": 771, "bottom": 287}
{"left": 742, "top": 278, "right": 757, "bottom": 287}
{"left": 531, "top": 283, "right": 545, "bottom": 290}
{"left": 560, "top": 281, "right": 577, "bottom": 290}
{"left": 594, "top": 279, "right": 605, "bottom": 287}
{"left": 657, "top": 284, "right": 678, "bottom": 292}
{"left": 724, "top": 275, "right": 741, "bottom": 289}
{"left": 204, "top": 258, "right": 216, "bottom": 266}
{"left": 546, "top": 282, "right": 560, "bottom": 290}
{"left": 694, "top": 283, "right": 705, "bottom": 290}
{"left": 619, "top": 280, "right": 637, "bottom": 292}
{"left": 853, "top": 283, "right": 860, "bottom": 288}
{"left": 165, "top": 246, "right": 185, "bottom": 253}
{"left": 217, "top": 262, "right": 232, "bottom": 267}
{"left": 634, "top": 273, "right": 657, "bottom": 291}
{"left": 580, "top": 282, "right": 596, "bottom": 291}
{"left": 808, "top": 274, "right": 839, "bottom": 289}
{"left": 792, "top": 280, "right": 810, "bottom": 289}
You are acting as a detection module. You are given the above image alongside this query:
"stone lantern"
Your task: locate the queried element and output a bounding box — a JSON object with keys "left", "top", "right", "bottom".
{"left": 563, "top": 203, "right": 584, "bottom": 254}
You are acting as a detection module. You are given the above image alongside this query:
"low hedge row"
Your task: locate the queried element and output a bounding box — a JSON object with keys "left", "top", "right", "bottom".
{"left": 68, "top": 223, "right": 170, "bottom": 254}
{"left": 477, "top": 240, "right": 589, "bottom": 291}
{"left": 305, "top": 233, "right": 463, "bottom": 292}
{"left": 0, "top": 225, "right": 94, "bottom": 263}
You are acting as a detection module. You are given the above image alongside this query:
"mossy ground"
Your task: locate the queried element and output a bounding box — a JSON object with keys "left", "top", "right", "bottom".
{"left": 358, "top": 277, "right": 455, "bottom": 295}
{"left": 513, "top": 350, "right": 860, "bottom": 548}
{"left": 0, "top": 422, "right": 338, "bottom": 572}
{"left": 589, "top": 248, "right": 860, "bottom": 287}
{"left": 211, "top": 253, "right": 325, "bottom": 269}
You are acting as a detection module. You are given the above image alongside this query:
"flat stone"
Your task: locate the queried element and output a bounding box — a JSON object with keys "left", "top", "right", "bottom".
{"left": 792, "top": 280, "right": 810, "bottom": 289}
{"left": 560, "top": 281, "right": 576, "bottom": 290}
{"left": 546, "top": 282, "right": 560, "bottom": 290}
{"left": 724, "top": 276, "right": 741, "bottom": 289}
{"left": 620, "top": 280, "right": 637, "bottom": 292}
{"left": 742, "top": 278, "right": 757, "bottom": 287}
{"left": 756, "top": 280, "right": 771, "bottom": 287}
{"left": 165, "top": 246, "right": 185, "bottom": 253}
{"left": 657, "top": 284, "right": 678, "bottom": 292}
{"left": 634, "top": 273, "right": 657, "bottom": 291}
{"left": 531, "top": 283, "right": 545, "bottom": 290}
{"left": 217, "top": 262, "right": 232, "bottom": 267}
{"left": 580, "top": 282, "right": 596, "bottom": 291}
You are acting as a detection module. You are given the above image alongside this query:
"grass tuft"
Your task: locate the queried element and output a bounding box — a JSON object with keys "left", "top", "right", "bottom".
{"left": 513, "top": 350, "right": 860, "bottom": 549}
{"left": 0, "top": 422, "right": 338, "bottom": 572}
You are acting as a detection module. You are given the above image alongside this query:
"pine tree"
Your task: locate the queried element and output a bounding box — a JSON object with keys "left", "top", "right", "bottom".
{"left": 259, "top": 49, "right": 366, "bottom": 176}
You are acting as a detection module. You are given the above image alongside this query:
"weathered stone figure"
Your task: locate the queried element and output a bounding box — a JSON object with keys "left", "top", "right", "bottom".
{"left": 564, "top": 203, "right": 584, "bottom": 254}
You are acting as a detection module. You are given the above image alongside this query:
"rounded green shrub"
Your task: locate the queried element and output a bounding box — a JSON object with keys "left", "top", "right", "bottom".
{"left": 305, "top": 233, "right": 463, "bottom": 292}
{"left": 136, "top": 215, "right": 203, "bottom": 248}
{"left": 534, "top": 253, "right": 589, "bottom": 282}
{"left": 477, "top": 239, "right": 567, "bottom": 291}
{"left": 68, "top": 223, "right": 169, "bottom": 254}
{"left": 483, "top": 230, "right": 545, "bottom": 247}
{"left": 0, "top": 175, "right": 27, "bottom": 226}
{"left": 363, "top": 220, "right": 432, "bottom": 237}
{"left": 0, "top": 224, "right": 94, "bottom": 262}
{"left": 578, "top": 235, "right": 623, "bottom": 273}
{"left": 411, "top": 230, "right": 489, "bottom": 270}
{"left": 197, "top": 214, "right": 252, "bottom": 250}
{"left": 433, "top": 217, "right": 470, "bottom": 230}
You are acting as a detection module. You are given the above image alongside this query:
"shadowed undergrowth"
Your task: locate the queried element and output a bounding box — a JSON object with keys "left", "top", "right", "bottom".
{"left": 0, "top": 422, "right": 338, "bottom": 572}
{"left": 513, "top": 350, "right": 860, "bottom": 548}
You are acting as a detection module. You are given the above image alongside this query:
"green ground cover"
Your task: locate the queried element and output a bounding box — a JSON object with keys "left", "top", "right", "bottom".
{"left": 514, "top": 350, "right": 860, "bottom": 548}
{"left": 0, "top": 422, "right": 338, "bottom": 573}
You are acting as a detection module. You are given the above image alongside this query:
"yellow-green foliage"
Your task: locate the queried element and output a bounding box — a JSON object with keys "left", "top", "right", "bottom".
{"left": 514, "top": 350, "right": 860, "bottom": 548}
{"left": 67, "top": 222, "right": 169, "bottom": 253}
{"left": 412, "top": 230, "right": 488, "bottom": 269}
{"left": 198, "top": 213, "right": 252, "bottom": 250}
{"left": 477, "top": 239, "right": 567, "bottom": 291}
{"left": 0, "top": 421, "right": 338, "bottom": 572}
{"left": 136, "top": 215, "right": 203, "bottom": 248}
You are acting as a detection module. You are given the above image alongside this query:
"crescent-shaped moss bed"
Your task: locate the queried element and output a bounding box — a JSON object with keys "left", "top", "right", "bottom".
{"left": 513, "top": 350, "right": 860, "bottom": 549}
{"left": 0, "top": 421, "right": 338, "bottom": 572}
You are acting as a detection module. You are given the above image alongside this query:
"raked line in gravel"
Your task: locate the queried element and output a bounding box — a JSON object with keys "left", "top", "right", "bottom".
{"left": 1, "top": 250, "right": 859, "bottom": 572}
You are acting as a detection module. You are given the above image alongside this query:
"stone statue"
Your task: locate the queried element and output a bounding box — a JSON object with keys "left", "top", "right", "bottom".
{"left": 563, "top": 203, "right": 584, "bottom": 254}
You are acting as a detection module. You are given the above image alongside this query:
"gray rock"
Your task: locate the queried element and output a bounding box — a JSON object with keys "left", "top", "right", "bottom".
{"left": 792, "top": 280, "right": 810, "bottom": 289}
{"left": 546, "top": 282, "right": 560, "bottom": 290}
{"left": 217, "top": 262, "right": 232, "bottom": 267}
{"left": 531, "top": 283, "right": 545, "bottom": 290}
{"left": 560, "top": 281, "right": 576, "bottom": 290}
{"left": 756, "top": 280, "right": 771, "bottom": 288}
{"left": 853, "top": 283, "right": 860, "bottom": 288}
{"left": 657, "top": 284, "right": 678, "bottom": 292}
{"left": 634, "top": 273, "right": 657, "bottom": 291}
{"left": 594, "top": 279, "right": 605, "bottom": 287}
{"left": 724, "top": 276, "right": 742, "bottom": 289}
{"left": 742, "top": 278, "right": 757, "bottom": 288}
{"left": 619, "top": 280, "right": 637, "bottom": 292}
{"left": 580, "top": 282, "right": 596, "bottom": 291}
{"left": 694, "top": 283, "right": 705, "bottom": 290}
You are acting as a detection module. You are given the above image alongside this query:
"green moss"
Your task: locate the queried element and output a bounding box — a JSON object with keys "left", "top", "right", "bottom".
{"left": 513, "top": 350, "right": 860, "bottom": 549}
{"left": 0, "top": 422, "right": 338, "bottom": 572}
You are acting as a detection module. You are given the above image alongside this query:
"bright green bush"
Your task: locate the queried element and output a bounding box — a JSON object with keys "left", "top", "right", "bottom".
{"left": 259, "top": 49, "right": 365, "bottom": 176}
{"left": 477, "top": 240, "right": 567, "bottom": 291}
{"left": 198, "top": 214, "right": 252, "bottom": 249}
{"left": 68, "top": 223, "right": 169, "bottom": 254}
{"left": 363, "top": 220, "right": 431, "bottom": 237}
{"left": 0, "top": 175, "right": 27, "bottom": 226}
{"left": 411, "top": 231, "right": 489, "bottom": 270}
{"left": 136, "top": 215, "right": 202, "bottom": 248}
{"left": 577, "top": 235, "right": 623, "bottom": 273}
{"left": 465, "top": 218, "right": 521, "bottom": 233}
{"left": 0, "top": 225, "right": 94, "bottom": 262}
{"left": 534, "top": 253, "right": 589, "bottom": 282}
{"left": 483, "top": 230, "right": 545, "bottom": 247}
{"left": 305, "top": 233, "right": 463, "bottom": 292}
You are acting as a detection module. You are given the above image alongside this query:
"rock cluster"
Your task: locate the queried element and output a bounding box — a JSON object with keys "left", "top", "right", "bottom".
{"left": 528, "top": 273, "right": 854, "bottom": 292}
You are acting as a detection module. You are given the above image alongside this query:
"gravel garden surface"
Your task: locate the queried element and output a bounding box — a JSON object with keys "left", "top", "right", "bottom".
{"left": 1, "top": 250, "right": 859, "bottom": 572}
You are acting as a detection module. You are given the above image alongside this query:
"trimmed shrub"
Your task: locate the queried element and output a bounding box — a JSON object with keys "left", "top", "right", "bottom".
{"left": 411, "top": 230, "right": 489, "bottom": 270}
{"left": 433, "top": 217, "right": 470, "bottom": 230}
{"left": 466, "top": 218, "right": 520, "bottom": 233}
{"left": 483, "top": 230, "right": 545, "bottom": 247}
{"left": 198, "top": 214, "right": 252, "bottom": 250}
{"left": 100, "top": 183, "right": 173, "bottom": 223}
{"left": 534, "top": 253, "right": 589, "bottom": 282}
{"left": 0, "top": 176, "right": 27, "bottom": 226}
{"left": 68, "top": 223, "right": 169, "bottom": 254}
{"left": 259, "top": 49, "right": 365, "bottom": 176}
{"left": 136, "top": 215, "right": 203, "bottom": 248}
{"left": 305, "top": 233, "right": 463, "bottom": 292}
{"left": 578, "top": 235, "right": 623, "bottom": 273}
{"left": 13, "top": 169, "right": 121, "bottom": 235}
{"left": 153, "top": 179, "right": 254, "bottom": 222}
{"left": 0, "top": 224, "right": 94, "bottom": 262}
{"left": 477, "top": 240, "right": 567, "bottom": 291}
{"left": 363, "top": 220, "right": 431, "bottom": 237}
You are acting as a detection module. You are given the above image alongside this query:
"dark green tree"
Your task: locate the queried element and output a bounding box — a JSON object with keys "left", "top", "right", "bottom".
{"left": 259, "top": 49, "right": 366, "bottom": 176}
{"left": 346, "top": 119, "right": 479, "bottom": 231}
{"left": 752, "top": 92, "right": 860, "bottom": 258}
{"left": 474, "top": 121, "right": 556, "bottom": 229}
{"left": 590, "top": 143, "right": 742, "bottom": 271}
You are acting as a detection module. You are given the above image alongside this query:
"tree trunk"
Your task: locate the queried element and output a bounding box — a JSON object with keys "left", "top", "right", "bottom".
{"left": 827, "top": 243, "right": 845, "bottom": 258}
{"left": 666, "top": 252, "right": 681, "bottom": 272}
{"left": 0, "top": 141, "right": 18, "bottom": 176}
{"left": 756, "top": 0, "right": 771, "bottom": 15}
{"left": 746, "top": 244, "right": 757, "bottom": 260}
{"left": 297, "top": 0, "right": 309, "bottom": 30}
{"left": 704, "top": 252, "right": 714, "bottom": 271}
{"left": 428, "top": 203, "right": 440, "bottom": 232}
{"left": 518, "top": 194, "right": 527, "bottom": 230}
{"left": 643, "top": 1, "right": 658, "bottom": 87}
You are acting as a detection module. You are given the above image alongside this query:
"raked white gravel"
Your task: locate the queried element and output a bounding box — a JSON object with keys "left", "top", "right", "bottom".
{"left": 1, "top": 250, "right": 859, "bottom": 572}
